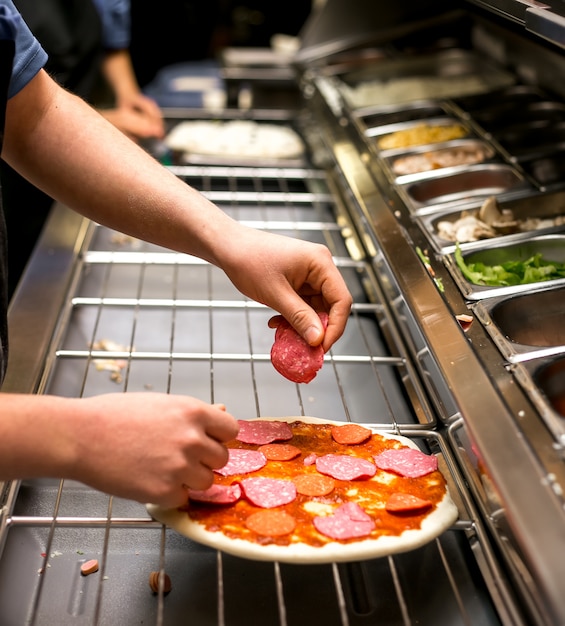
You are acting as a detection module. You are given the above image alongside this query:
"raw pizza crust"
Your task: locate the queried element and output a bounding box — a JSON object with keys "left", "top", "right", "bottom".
{"left": 164, "top": 120, "right": 304, "bottom": 160}
{"left": 147, "top": 416, "right": 459, "bottom": 563}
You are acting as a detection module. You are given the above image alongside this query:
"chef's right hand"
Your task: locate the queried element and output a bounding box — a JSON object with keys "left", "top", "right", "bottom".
{"left": 66, "top": 393, "right": 239, "bottom": 508}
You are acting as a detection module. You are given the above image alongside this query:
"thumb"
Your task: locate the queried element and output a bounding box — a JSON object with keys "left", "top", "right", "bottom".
{"left": 276, "top": 297, "right": 325, "bottom": 347}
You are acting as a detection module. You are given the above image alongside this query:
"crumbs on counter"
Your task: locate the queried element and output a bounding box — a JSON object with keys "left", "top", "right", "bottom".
{"left": 80, "top": 559, "right": 99, "bottom": 576}
{"left": 149, "top": 570, "right": 172, "bottom": 595}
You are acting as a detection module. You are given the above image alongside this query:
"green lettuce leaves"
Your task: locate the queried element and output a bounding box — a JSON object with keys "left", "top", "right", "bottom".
{"left": 455, "top": 243, "right": 565, "bottom": 286}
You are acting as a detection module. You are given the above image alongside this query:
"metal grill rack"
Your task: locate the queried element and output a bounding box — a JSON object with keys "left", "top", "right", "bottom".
{"left": 0, "top": 142, "right": 520, "bottom": 624}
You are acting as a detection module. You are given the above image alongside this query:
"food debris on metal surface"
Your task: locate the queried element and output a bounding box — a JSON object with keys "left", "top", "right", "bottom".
{"left": 149, "top": 570, "right": 172, "bottom": 594}
{"left": 80, "top": 559, "right": 99, "bottom": 576}
{"left": 90, "top": 338, "right": 132, "bottom": 383}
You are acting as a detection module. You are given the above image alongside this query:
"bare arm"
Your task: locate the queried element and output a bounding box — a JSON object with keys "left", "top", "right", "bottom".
{"left": 0, "top": 392, "right": 238, "bottom": 507}
{"left": 3, "top": 69, "right": 352, "bottom": 348}
{"left": 0, "top": 70, "right": 352, "bottom": 504}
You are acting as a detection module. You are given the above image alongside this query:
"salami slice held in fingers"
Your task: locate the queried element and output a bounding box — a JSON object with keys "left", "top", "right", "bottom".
{"left": 236, "top": 420, "right": 293, "bottom": 445}
{"left": 315, "top": 454, "right": 376, "bottom": 481}
{"left": 241, "top": 477, "right": 297, "bottom": 508}
{"left": 373, "top": 448, "right": 438, "bottom": 478}
{"left": 269, "top": 312, "right": 328, "bottom": 383}
{"left": 214, "top": 449, "right": 267, "bottom": 477}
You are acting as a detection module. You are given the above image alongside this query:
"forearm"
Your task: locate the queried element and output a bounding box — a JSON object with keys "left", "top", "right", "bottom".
{"left": 0, "top": 394, "right": 79, "bottom": 480}
{"left": 100, "top": 49, "right": 139, "bottom": 103}
{"left": 3, "top": 70, "right": 236, "bottom": 266}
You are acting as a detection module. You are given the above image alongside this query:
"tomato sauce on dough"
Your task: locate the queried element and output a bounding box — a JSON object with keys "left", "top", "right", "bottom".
{"left": 182, "top": 421, "right": 447, "bottom": 547}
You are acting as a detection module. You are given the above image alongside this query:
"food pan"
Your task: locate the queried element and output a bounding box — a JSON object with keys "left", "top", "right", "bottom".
{"left": 418, "top": 189, "right": 565, "bottom": 254}
{"left": 443, "top": 233, "right": 565, "bottom": 300}
{"left": 492, "top": 121, "right": 565, "bottom": 161}
{"left": 356, "top": 102, "right": 447, "bottom": 134}
{"left": 338, "top": 48, "right": 515, "bottom": 109}
{"left": 520, "top": 151, "right": 565, "bottom": 188}
{"left": 504, "top": 355, "right": 565, "bottom": 445}
{"left": 472, "top": 285, "right": 565, "bottom": 363}
{"left": 474, "top": 101, "right": 565, "bottom": 130}
{"left": 397, "top": 164, "right": 528, "bottom": 215}
{"left": 534, "top": 356, "right": 565, "bottom": 419}
{"left": 451, "top": 84, "right": 546, "bottom": 113}
{"left": 383, "top": 139, "right": 496, "bottom": 178}
{"left": 366, "top": 116, "right": 470, "bottom": 149}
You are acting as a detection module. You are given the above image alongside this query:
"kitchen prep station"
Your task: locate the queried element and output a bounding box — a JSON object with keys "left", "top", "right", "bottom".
{"left": 2, "top": 1, "right": 565, "bottom": 624}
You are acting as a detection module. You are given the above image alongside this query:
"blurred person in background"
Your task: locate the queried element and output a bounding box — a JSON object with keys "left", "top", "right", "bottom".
{"left": 129, "top": 1, "right": 312, "bottom": 88}
{"left": 3, "top": 0, "right": 164, "bottom": 297}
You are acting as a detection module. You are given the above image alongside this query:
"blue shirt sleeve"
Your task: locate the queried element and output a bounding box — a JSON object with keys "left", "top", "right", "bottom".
{"left": 90, "top": 0, "right": 131, "bottom": 50}
{"left": 0, "top": 0, "right": 47, "bottom": 98}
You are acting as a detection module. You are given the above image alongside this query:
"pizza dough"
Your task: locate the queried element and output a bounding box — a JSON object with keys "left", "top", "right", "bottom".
{"left": 147, "top": 416, "right": 459, "bottom": 564}
{"left": 164, "top": 120, "right": 305, "bottom": 160}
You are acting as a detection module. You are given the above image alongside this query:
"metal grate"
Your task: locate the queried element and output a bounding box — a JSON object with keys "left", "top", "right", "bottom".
{"left": 0, "top": 164, "right": 515, "bottom": 625}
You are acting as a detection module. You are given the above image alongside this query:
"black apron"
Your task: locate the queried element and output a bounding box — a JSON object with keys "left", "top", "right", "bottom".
{"left": 0, "top": 37, "right": 15, "bottom": 385}
{"left": 1, "top": 0, "right": 104, "bottom": 298}
{"left": 14, "top": 0, "right": 103, "bottom": 98}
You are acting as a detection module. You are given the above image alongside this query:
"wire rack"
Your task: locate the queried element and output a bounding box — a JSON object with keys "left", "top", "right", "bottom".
{"left": 0, "top": 161, "right": 520, "bottom": 625}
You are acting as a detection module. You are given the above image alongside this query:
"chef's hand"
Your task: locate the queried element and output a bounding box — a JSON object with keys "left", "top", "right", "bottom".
{"left": 99, "top": 92, "right": 164, "bottom": 142}
{"left": 66, "top": 393, "right": 238, "bottom": 508}
{"left": 218, "top": 228, "right": 352, "bottom": 352}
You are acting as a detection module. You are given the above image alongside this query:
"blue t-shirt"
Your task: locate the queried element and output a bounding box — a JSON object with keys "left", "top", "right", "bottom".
{"left": 0, "top": 0, "right": 47, "bottom": 98}
{"left": 91, "top": 0, "right": 130, "bottom": 50}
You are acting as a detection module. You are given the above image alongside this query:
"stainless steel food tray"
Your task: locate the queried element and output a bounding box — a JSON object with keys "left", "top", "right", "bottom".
{"left": 335, "top": 48, "right": 515, "bottom": 109}
{"left": 471, "top": 284, "right": 565, "bottom": 364}
{"left": 509, "top": 355, "right": 565, "bottom": 447}
{"left": 396, "top": 163, "right": 529, "bottom": 216}
{"left": 365, "top": 116, "right": 472, "bottom": 143}
{"left": 382, "top": 138, "right": 497, "bottom": 179}
{"left": 353, "top": 102, "right": 449, "bottom": 133}
{"left": 443, "top": 233, "right": 565, "bottom": 300}
{"left": 417, "top": 188, "right": 565, "bottom": 254}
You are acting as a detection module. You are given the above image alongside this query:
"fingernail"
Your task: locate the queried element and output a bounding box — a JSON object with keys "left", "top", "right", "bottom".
{"left": 304, "top": 326, "right": 321, "bottom": 345}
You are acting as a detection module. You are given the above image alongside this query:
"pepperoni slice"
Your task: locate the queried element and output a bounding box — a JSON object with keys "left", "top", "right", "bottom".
{"left": 331, "top": 423, "right": 372, "bottom": 445}
{"left": 314, "top": 502, "right": 375, "bottom": 540}
{"left": 241, "top": 477, "right": 297, "bottom": 508}
{"left": 385, "top": 493, "right": 432, "bottom": 514}
{"left": 188, "top": 484, "right": 242, "bottom": 504}
{"left": 236, "top": 420, "right": 293, "bottom": 445}
{"left": 374, "top": 448, "right": 438, "bottom": 478}
{"left": 245, "top": 510, "right": 297, "bottom": 537}
{"left": 258, "top": 443, "right": 301, "bottom": 461}
{"left": 293, "top": 474, "right": 335, "bottom": 497}
{"left": 269, "top": 312, "right": 328, "bottom": 384}
{"left": 315, "top": 454, "right": 376, "bottom": 481}
{"left": 214, "top": 449, "right": 267, "bottom": 477}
